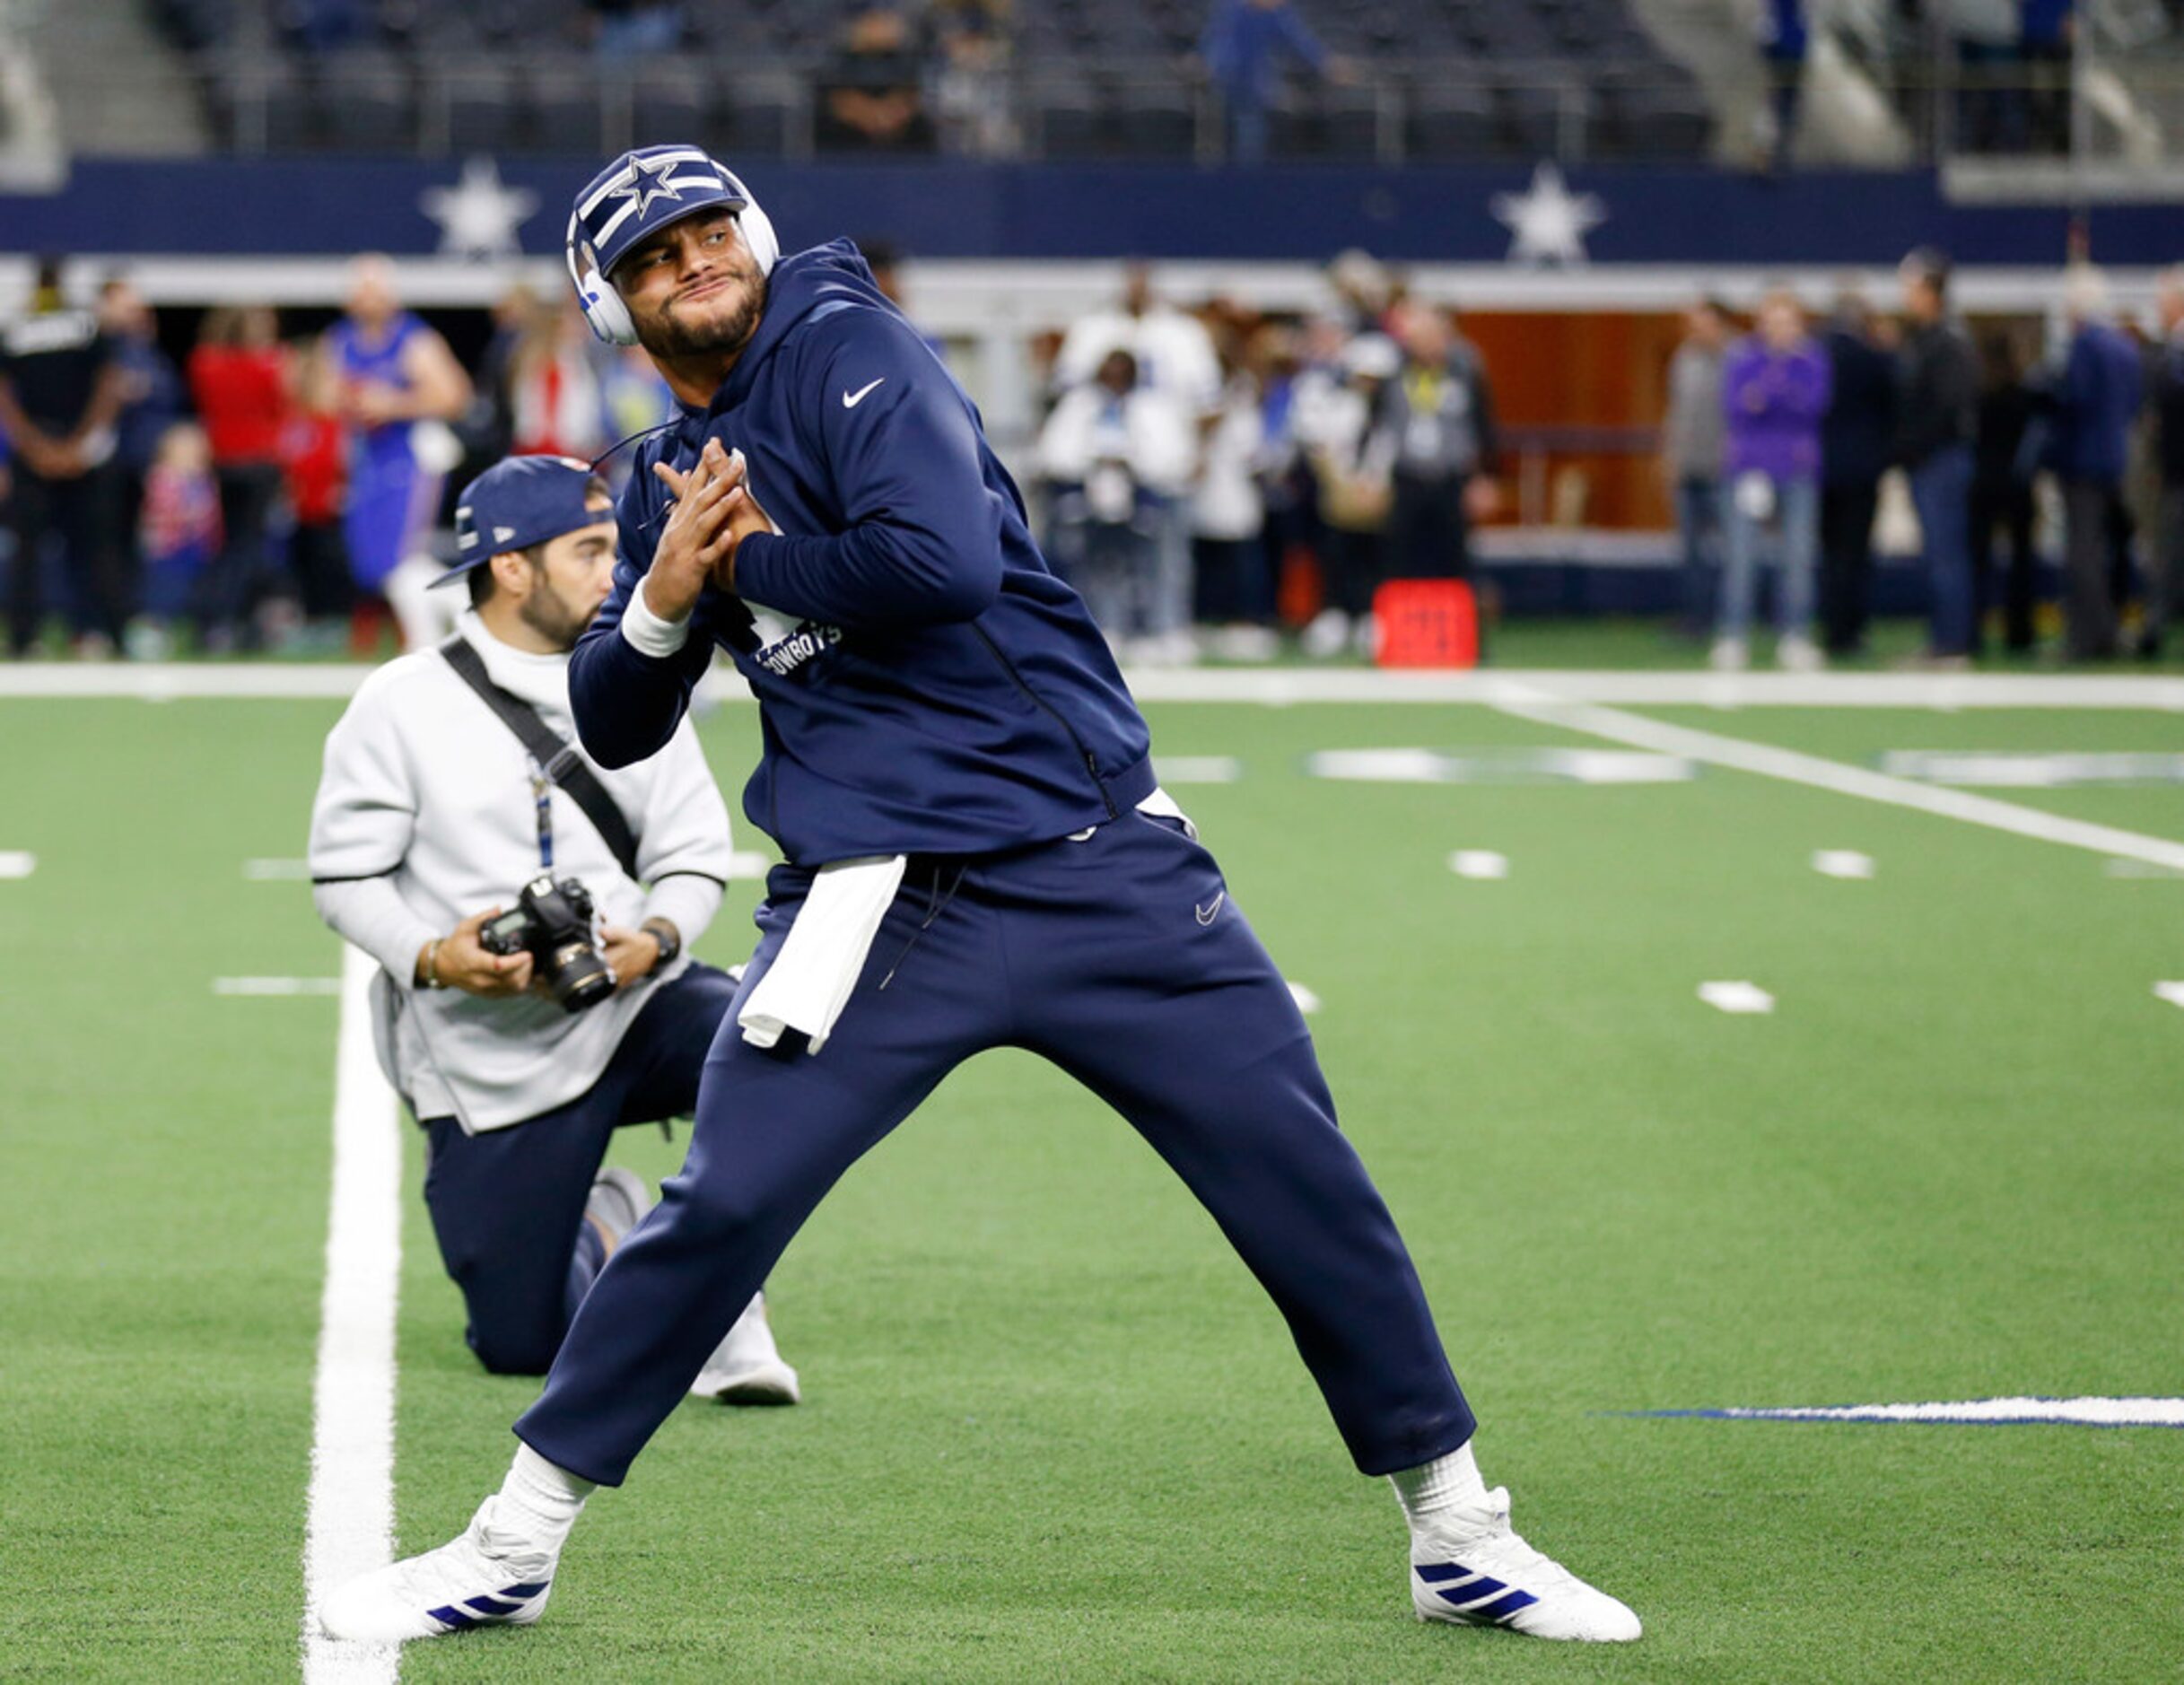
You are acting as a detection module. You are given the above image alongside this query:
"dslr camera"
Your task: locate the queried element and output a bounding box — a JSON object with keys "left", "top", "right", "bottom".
{"left": 479, "top": 873, "right": 616, "bottom": 1013}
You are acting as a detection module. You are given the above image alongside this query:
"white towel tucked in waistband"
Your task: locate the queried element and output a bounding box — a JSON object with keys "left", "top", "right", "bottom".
{"left": 1135, "top": 786, "right": 1197, "bottom": 840}
{"left": 737, "top": 853, "right": 908, "bottom": 1054}
{"left": 738, "top": 793, "right": 1192, "bottom": 1057}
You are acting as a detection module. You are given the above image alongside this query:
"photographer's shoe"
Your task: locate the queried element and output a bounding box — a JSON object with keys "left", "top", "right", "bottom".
{"left": 585, "top": 1166, "right": 653, "bottom": 1251}
{"left": 690, "top": 1290, "right": 800, "bottom": 1405}
{"left": 1410, "top": 1488, "right": 1640, "bottom": 1642}
{"left": 318, "top": 1497, "right": 556, "bottom": 1644}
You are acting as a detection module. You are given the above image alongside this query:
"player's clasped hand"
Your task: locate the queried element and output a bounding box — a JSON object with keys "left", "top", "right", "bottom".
{"left": 424, "top": 906, "right": 536, "bottom": 998}
{"left": 644, "top": 438, "right": 773, "bottom": 617}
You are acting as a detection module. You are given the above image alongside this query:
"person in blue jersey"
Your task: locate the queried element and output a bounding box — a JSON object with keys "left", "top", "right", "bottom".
{"left": 320, "top": 146, "right": 1641, "bottom": 1649}
{"left": 322, "top": 255, "right": 472, "bottom": 650}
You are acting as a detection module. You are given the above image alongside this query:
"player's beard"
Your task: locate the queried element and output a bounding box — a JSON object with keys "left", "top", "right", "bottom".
{"left": 640, "top": 266, "right": 768, "bottom": 363}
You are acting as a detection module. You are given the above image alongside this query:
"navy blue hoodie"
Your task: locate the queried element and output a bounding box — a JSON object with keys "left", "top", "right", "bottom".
{"left": 569, "top": 242, "right": 1154, "bottom": 865}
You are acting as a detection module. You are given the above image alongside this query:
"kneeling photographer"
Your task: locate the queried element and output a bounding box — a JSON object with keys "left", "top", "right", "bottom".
{"left": 308, "top": 455, "right": 797, "bottom": 1401}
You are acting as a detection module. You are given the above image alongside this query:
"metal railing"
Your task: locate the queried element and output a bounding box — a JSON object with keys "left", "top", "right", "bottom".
{"left": 1822, "top": 0, "right": 2184, "bottom": 173}
{"left": 1855, "top": 62, "right": 2139, "bottom": 167}
{"left": 48, "top": 48, "right": 2184, "bottom": 175}
{"left": 173, "top": 52, "right": 1711, "bottom": 166}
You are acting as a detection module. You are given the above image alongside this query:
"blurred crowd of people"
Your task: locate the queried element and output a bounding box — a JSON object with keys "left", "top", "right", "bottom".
{"left": 812, "top": 3, "right": 1006, "bottom": 155}
{"left": 0, "top": 256, "right": 683, "bottom": 661}
{"left": 0, "top": 240, "right": 1502, "bottom": 666}
{"left": 1664, "top": 246, "right": 2184, "bottom": 668}
{"left": 1, "top": 256, "right": 469, "bottom": 659}
{"left": 598, "top": 0, "right": 1336, "bottom": 162}
{"left": 15, "top": 234, "right": 2184, "bottom": 670}
{"left": 1032, "top": 252, "right": 1499, "bottom": 663}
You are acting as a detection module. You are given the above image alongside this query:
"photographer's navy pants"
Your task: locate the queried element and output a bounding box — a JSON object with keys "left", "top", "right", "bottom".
{"left": 516, "top": 810, "right": 1475, "bottom": 1482}
{"left": 421, "top": 965, "right": 739, "bottom": 1375}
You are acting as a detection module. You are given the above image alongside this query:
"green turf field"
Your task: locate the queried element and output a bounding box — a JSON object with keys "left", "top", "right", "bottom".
{"left": 4, "top": 669, "right": 2181, "bottom": 1682}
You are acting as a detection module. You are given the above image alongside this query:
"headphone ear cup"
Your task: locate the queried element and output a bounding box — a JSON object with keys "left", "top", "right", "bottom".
{"left": 738, "top": 205, "right": 780, "bottom": 276}
{"left": 714, "top": 164, "right": 778, "bottom": 275}
{"left": 565, "top": 215, "right": 627, "bottom": 347}
{"left": 579, "top": 265, "right": 637, "bottom": 346}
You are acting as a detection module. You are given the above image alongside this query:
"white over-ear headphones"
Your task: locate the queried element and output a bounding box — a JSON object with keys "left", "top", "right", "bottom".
{"left": 565, "top": 156, "right": 780, "bottom": 349}
{"left": 729, "top": 174, "right": 781, "bottom": 274}
{"left": 565, "top": 215, "right": 638, "bottom": 348}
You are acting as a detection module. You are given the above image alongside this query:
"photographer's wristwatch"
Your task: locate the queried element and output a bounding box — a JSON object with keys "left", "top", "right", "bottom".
{"left": 642, "top": 919, "right": 682, "bottom": 968}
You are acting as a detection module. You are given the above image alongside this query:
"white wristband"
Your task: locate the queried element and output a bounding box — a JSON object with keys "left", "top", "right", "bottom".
{"left": 622, "top": 577, "right": 693, "bottom": 658}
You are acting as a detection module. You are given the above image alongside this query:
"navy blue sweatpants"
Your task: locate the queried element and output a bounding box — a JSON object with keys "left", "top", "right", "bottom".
{"left": 516, "top": 810, "right": 1475, "bottom": 1481}
{"left": 421, "top": 965, "right": 740, "bottom": 1375}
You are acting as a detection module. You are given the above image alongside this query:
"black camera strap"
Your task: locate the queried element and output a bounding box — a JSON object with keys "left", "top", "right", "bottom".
{"left": 438, "top": 635, "right": 642, "bottom": 882}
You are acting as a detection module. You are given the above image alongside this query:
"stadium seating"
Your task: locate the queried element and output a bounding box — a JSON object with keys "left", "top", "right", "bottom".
{"left": 438, "top": 61, "right": 522, "bottom": 153}
{"left": 173, "top": 0, "right": 1714, "bottom": 162}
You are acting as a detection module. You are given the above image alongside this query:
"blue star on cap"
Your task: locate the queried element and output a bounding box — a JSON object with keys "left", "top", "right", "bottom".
{"left": 606, "top": 151, "right": 688, "bottom": 223}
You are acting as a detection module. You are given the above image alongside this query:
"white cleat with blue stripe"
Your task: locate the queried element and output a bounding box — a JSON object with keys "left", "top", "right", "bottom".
{"left": 1410, "top": 1488, "right": 1641, "bottom": 1642}
{"left": 319, "top": 1498, "right": 557, "bottom": 1644}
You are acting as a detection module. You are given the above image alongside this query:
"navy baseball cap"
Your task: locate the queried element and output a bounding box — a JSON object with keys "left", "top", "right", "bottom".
{"left": 435, "top": 456, "right": 609, "bottom": 589}
{"left": 571, "top": 144, "right": 752, "bottom": 282}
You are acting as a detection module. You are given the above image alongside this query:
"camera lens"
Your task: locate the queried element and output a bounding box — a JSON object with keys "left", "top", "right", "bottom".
{"left": 547, "top": 940, "right": 616, "bottom": 1013}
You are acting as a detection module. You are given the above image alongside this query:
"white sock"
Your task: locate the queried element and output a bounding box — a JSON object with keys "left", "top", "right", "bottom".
{"left": 489, "top": 1444, "right": 596, "bottom": 1557}
{"left": 1388, "top": 1441, "right": 1489, "bottom": 1526}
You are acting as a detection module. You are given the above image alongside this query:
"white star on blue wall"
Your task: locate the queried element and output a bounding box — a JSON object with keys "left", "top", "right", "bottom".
{"left": 419, "top": 157, "right": 538, "bottom": 260}
{"left": 1489, "top": 162, "right": 1608, "bottom": 267}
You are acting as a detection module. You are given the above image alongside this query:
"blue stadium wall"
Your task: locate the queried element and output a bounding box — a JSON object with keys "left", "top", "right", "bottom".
{"left": 4, "top": 158, "right": 2176, "bottom": 264}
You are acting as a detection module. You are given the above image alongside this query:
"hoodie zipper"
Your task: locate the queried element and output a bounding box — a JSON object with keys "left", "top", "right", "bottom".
{"left": 970, "top": 624, "right": 1117, "bottom": 820}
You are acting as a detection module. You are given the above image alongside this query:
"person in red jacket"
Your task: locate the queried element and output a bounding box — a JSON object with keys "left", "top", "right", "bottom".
{"left": 282, "top": 346, "right": 354, "bottom": 652}
{"left": 186, "top": 305, "right": 292, "bottom": 651}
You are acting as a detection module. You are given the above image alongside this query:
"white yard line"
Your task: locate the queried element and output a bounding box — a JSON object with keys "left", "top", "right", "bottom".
{"left": 1495, "top": 693, "right": 2184, "bottom": 874}
{"left": 1877, "top": 749, "right": 2184, "bottom": 787}
{"left": 1078, "top": 669, "right": 2184, "bottom": 708}
{"left": 215, "top": 977, "right": 344, "bottom": 997}
{"left": 1699, "top": 981, "right": 1776, "bottom": 1014}
{"left": 0, "top": 665, "right": 373, "bottom": 700}
{"left": 0, "top": 851, "right": 36, "bottom": 877}
{"left": 1152, "top": 755, "right": 1245, "bottom": 783}
{"left": 1305, "top": 746, "right": 1697, "bottom": 784}
{"left": 246, "top": 859, "right": 314, "bottom": 881}
{"left": 9, "top": 662, "right": 2184, "bottom": 708}
{"left": 300, "top": 943, "right": 404, "bottom": 1684}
